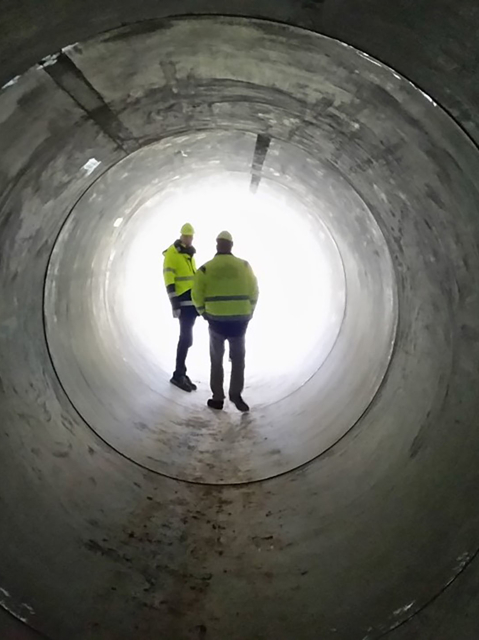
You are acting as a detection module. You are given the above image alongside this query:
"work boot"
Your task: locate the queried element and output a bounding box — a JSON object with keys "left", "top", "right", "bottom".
{"left": 207, "top": 399, "right": 224, "bottom": 411}
{"left": 170, "top": 375, "right": 192, "bottom": 392}
{"left": 184, "top": 375, "right": 197, "bottom": 391}
{"left": 230, "top": 396, "right": 250, "bottom": 412}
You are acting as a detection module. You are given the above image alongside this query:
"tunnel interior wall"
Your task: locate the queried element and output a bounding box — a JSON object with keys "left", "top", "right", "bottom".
{"left": 1, "top": 4, "right": 479, "bottom": 640}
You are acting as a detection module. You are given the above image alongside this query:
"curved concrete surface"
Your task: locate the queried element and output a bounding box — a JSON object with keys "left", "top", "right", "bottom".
{"left": 1, "top": 4, "right": 479, "bottom": 640}
{"left": 42, "top": 33, "right": 396, "bottom": 484}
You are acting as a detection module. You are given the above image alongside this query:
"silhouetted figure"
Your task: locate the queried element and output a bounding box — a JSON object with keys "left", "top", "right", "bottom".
{"left": 163, "top": 223, "right": 198, "bottom": 392}
{"left": 192, "top": 231, "right": 258, "bottom": 412}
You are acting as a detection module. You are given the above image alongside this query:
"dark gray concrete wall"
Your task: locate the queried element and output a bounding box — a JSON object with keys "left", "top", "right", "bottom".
{"left": 2, "top": 0, "right": 479, "bottom": 145}
{"left": 0, "top": 608, "right": 47, "bottom": 640}
{"left": 1, "top": 3, "right": 479, "bottom": 640}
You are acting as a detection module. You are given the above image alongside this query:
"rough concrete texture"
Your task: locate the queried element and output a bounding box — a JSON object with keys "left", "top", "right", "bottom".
{"left": 0, "top": 4, "right": 479, "bottom": 640}
{"left": 43, "top": 87, "right": 394, "bottom": 482}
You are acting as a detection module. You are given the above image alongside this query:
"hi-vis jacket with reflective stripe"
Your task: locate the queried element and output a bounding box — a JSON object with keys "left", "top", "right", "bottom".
{"left": 192, "top": 253, "right": 259, "bottom": 321}
{"left": 163, "top": 241, "right": 197, "bottom": 308}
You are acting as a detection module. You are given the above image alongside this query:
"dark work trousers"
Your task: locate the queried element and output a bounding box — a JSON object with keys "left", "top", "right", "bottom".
{"left": 209, "top": 325, "right": 247, "bottom": 402}
{"left": 174, "top": 306, "right": 198, "bottom": 377}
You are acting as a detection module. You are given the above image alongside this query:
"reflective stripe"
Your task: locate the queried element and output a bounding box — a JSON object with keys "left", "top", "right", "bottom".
{"left": 204, "top": 295, "right": 250, "bottom": 302}
{"left": 206, "top": 314, "right": 252, "bottom": 322}
{"left": 168, "top": 291, "right": 177, "bottom": 299}
{"left": 180, "top": 300, "right": 195, "bottom": 307}
{"left": 175, "top": 275, "right": 195, "bottom": 282}
{"left": 163, "top": 267, "right": 176, "bottom": 274}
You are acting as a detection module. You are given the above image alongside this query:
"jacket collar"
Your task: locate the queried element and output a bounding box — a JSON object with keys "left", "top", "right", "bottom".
{"left": 174, "top": 239, "right": 196, "bottom": 256}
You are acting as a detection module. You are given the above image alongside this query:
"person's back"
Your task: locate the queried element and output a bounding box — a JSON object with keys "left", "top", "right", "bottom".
{"left": 192, "top": 231, "right": 258, "bottom": 412}
{"left": 198, "top": 253, "right": 257, "bottom": 336}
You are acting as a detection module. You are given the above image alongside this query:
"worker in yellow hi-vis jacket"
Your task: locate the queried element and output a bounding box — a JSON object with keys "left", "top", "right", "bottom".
{"left": 192, "top": 231, "right": 258, "bottom": 412}
{"left": 163, "top": 223, "right": 198, "bottom": 392}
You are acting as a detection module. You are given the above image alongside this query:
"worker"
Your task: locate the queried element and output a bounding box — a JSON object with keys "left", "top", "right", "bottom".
{"left": 163, "top": 223, "right": 198, "bottom": 392}
{"left": 192, "top": 231, "right": 259, "bottom": 412}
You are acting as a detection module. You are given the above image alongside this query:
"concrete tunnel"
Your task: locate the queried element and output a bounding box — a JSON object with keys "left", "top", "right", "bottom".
{"left": 1, "top": 2, "right": 479, "bottom": 639}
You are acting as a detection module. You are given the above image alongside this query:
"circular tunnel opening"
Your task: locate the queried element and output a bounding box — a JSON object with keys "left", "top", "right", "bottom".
{"left": 121, "top": 174, "right": 341, "bottom": 390}
{"left": 5, "top": 14, "right": 479, "bottom": 640}
{"left": 44, "top": 128, "right": 396, "bottom": 484}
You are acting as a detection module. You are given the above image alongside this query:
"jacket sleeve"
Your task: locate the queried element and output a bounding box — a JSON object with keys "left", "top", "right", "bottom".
{"left": 192, "top": 266, "right": 206, "bottom": 315}
{"left": 247, "top": 263, "right": 259, "bottom": 315}
{"left": 163, "top": 248, "right": 180, "bottom": 310}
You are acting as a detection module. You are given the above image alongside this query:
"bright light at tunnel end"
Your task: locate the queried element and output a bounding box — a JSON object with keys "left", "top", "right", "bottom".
{"left": 121, "top": 176, "right": 342, "bottom": 386}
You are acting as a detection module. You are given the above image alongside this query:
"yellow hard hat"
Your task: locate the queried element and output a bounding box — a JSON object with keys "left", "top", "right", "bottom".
{"left": 217, "top": 230, "right": 233, "bottom": 242}
{"left": 181, "top": 223, "right": 195, "bottom": 236}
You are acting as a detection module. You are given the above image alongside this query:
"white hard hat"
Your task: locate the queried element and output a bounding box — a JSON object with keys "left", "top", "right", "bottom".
{"left": 217, "top": 230, "right": 233, "bottom": 242}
